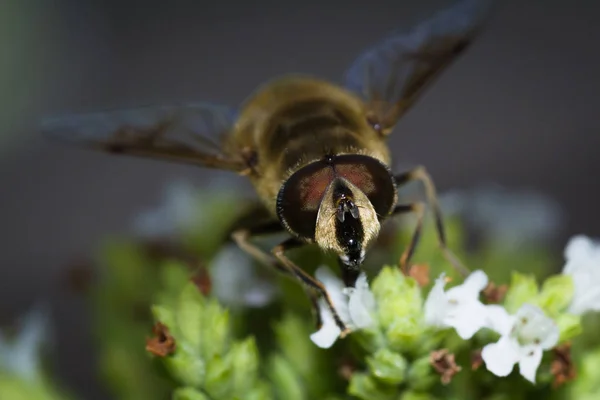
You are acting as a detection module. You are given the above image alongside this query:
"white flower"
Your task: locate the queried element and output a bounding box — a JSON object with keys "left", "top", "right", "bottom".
{"left": 481, "top": 303, "right": 559, "bottom": 383}
{"left": 424, "top": 270, "right": 489, "bottom": 339}
{"left": 561, "top": 234, "right": 600, "bottom": 315}
{"left": 210, "top": 244, "right": 277, "bottom": 308}
{"left": 0, "top": 304, "right": 51, "bottom": 381}
{"left": 310, "top": 266, "right": 375, "bottom": 349}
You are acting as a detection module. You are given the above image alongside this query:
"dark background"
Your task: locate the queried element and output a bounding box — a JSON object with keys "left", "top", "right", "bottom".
{"left": 1, "top": 1, "right": 599, "bottom": 398}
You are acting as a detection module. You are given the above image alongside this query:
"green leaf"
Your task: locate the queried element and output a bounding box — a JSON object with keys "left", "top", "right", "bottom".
{"left": 204, "top": 337, "right": 261, "bottom": 399}
{"left": 366, "top": 348, "right": 407, "bottom": 385}
{"left": 244, "top": 382, "right": 274, "bottom": 400}
{"left": 399, "top": 391, "right": 437, "bottom": 400}
{"left": 172, "top": 387, "right": 210, "bottom": 400}
{"left": 204, "top": 355, "right": 233, "bottom": 399}
{"left": 267, "top": 355, "right": 305, "bottom": 400}
{"left": 176, "top": 283, "right": 204, "bottom": 349}
{"left": 150, "top": 305, "right": 176, "bottom": 335}
{"left": 200, "top": 299, "right": 230, "bottom": 361}
{"left": 273, "top": 313, "right": 314, "bottom": 378}
{"left": 164, "top": 347, "right": 206, "bottom": 388}
{"left": 503, "top": 272, "right": 539, "bottom": 314}
{"left": 227, "top": 337, "right": 261, "bottom": 395}
{"left": 348, "top": 372, "right": 397, "bottom": 400}
{"left": 535, "top": 274, "right": 574, "bottom": 317}
{"left": 271, "top": 313, "right": 338, "bottom": 396}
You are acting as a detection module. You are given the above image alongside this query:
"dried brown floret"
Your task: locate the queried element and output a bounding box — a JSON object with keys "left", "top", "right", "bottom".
{"left": 430, "top": 348, "right": 462, "bottom": 385}
{"left": 145, "top": 322, "right": 176, "bottom": 357}
{"left": 483, "top": 281, "right": 508, "bottom": 304}
{"left": 408, "top": 263, "right": 431, "bottom": 287}
{"left": 471, "top": 349, "right": 483, "bottom": 371}
{"left": 550, "top": 342, "right": 576, "bottom": 388}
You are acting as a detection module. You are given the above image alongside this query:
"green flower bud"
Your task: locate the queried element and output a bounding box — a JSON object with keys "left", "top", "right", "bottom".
{"left": 535, "top": 274, "right": 574, "bottom": 317}
{"left": 406, "top": 356, "right": 436, "bottom": 392}
{"left": 348, "top": 372, "right": 397, "bottom": 400}
{"left": 555, "top": 313, "right": 583, "bottom": 342}
{"left": 503, "top": 272, "right": 539, "bottom": 313}
{"left": 172, "top": 387, "right": 210, "bottom": 400}
{"left": 371, "top": 267, "right": 425, "bottom": 351}
{"left": 366, "top": 348, "right": 407, "bottom": 385}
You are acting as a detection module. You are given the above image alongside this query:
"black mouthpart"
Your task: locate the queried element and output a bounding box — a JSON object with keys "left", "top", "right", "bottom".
{"left": 332, "top": 180, "right": 365, "bottom": 287}
{"left": 335, "top": 196, "right": 360, "bottom": 223}
{"left": 338, "top": 257, "right": 362, "bottom": 287}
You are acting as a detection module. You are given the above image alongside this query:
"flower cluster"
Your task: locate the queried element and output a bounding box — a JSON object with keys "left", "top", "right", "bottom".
{"left": 13, "top": 181, "right": 595, "bottom": 400}
{"left": 310, "top": 234, "right": 600, "bottom": 386}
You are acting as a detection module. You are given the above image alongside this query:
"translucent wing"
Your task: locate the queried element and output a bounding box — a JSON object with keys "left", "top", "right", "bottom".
{"left": 41, "top": 103, "right": 248, "bottom": 172}
{"left": 343, "top": 0, "right": 495, "bottom": 134}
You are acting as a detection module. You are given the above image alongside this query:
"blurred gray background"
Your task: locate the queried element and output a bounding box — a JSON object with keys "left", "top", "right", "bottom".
{"left": 1, "top": 0, "right": 599, "bottom": 398}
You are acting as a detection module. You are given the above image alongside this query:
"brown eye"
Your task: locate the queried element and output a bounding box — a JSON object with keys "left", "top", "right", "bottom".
{"left": 276, "top": 160, "right": 333, "bottom": 240}
{"left": 334, "top": 154, "right": 396, "bottom": 219}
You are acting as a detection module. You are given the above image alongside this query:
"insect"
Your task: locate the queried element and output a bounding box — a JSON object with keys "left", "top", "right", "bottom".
{"left": 42, "top": 0, "right": 494, "bottom": 335}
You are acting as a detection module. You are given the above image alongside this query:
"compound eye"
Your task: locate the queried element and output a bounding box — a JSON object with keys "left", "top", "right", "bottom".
{"left": 276, "top": 160, "right": 333, "bottom": 240}
{"left": 333, "top": 155, "right": 396, "bottom": 218}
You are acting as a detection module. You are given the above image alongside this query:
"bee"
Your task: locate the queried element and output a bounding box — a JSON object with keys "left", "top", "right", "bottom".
{"left": 42, "top": 0, "right": 494, "bottom": 335}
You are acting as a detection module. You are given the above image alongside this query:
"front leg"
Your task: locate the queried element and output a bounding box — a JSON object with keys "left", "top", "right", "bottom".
{"left": 231, "top": 222, "right": 349, "bottom": 334}
{"left": 394, "top": 166, "right": 469, "bottom": 277}
{"left": 273, "top": 238, "right": 351, "bottom": 337}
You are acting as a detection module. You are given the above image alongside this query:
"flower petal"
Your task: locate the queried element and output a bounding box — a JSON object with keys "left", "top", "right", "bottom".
{"left": 568, "top": 286, "right": 600, "bottom": 315}
{"left": 561, "top": 235, "right": 600, "bottom": 315}
{"left": 445, "top": 301, "right": 489, "bottom": 339}
{"left": 481, "top": 336, "right": 520, "bottom": 377}
{"left": 483, "top": 304, "right": 514, "bottom": 336}
{"left": 347, "top": 273, "right": 375, "bottom": 329}
{"left": 310, "top": 300, "right": 342, "bottom": 349}
{"left": 518, "top": 346, "right": 543, "bottom": 383}
{"left": 424, "top": 274, "right": 448, "bottom": 327}
{"left": 315, "top": 266, "right": 351, "bottom": 324}
{"left": 563, "top": 235, "right": 595, "bottom": 265}
{"left": 446, "top": 269, "right": 488, "bottom": 301}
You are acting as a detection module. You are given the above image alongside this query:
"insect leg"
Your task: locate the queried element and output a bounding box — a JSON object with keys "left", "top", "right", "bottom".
{"left": 272, "top": 238, "right": 351, "bottom": 336}
{"left": 391, "top": 203, "right": 425, "bottom": 275}
{"left": 230, "top": 224, "right": 323, "bottom": 329}
{"left": 394, "top": 166, "right": 470, "bottom": 277}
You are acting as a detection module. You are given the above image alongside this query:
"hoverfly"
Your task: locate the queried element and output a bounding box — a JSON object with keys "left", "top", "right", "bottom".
{"left": 42, "top": 0, "right": 494, "bottom": 335}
